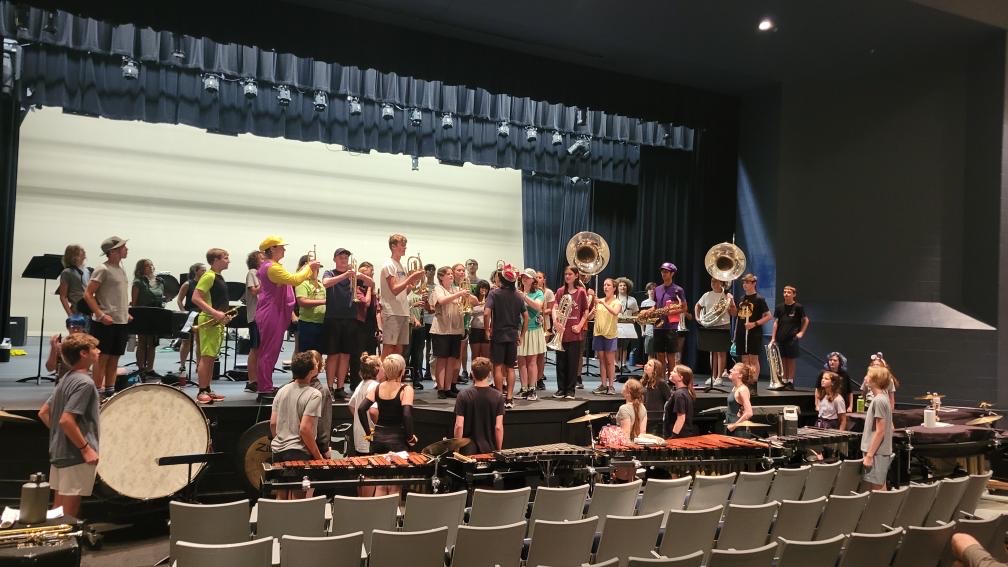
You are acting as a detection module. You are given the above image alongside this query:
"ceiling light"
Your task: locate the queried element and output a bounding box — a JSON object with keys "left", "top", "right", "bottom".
{"left": 409, "top": 108, "right": 422, "bottom": 126}
{"left": 313, "top": 91, "right": 328, "bottom": 112}
{"left": 757, "top": 17, "right": 776, "bottom": 32}
{"left": 497, "top": 121, "right": 509, "bottom": 137}
{"left": 442, "top": 113, "right": 454, "bottom": 129}
{"left": 570, "top": 176, "right": 581, "bottom": 184}
{"left": 552, "top": 130, "right": 563, "bottom": 146}
{"left": 202, "top": 73, "right": 219, "bottom": 93}
{"left": 276, "top": 85, "right": 291, "bottom": 106}
{"left": 567, "top": 137, "right": 591, "bottom": 157}
{"left": 171, "top": 33, "right": 186, "bottom": 59}
{"left": 348, "top": 96, "right": 361, "bottom": 116}
{"left": 381, "top": 103, "right": 394, "bottom": 120}
{"left": 121, "top": 57, "right": 139, "bottom": 80}
{"left": 243, "top": 79, "right": 257, "bottom": 99}
{"left": 525, "top": 126, "right": 537, "bottom": 143}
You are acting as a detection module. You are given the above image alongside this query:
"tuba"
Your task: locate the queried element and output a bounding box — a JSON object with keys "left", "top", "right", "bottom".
{"left": 406, "top": 253, "right": 424, "bottom": 293}
{"left": 698, "top": 242, "right": 747, "bottom": 327}
{"left": 565, "top": 231, "right": 610, "bottom": 277}
{"left": 766, "top": 342, "right": 785, "bottom": 389}
{"left": 547, "top": 294, "right": 574, "bottom": 351}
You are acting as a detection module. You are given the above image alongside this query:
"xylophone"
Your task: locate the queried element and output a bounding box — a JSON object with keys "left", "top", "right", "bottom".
{"left": 601, "top": 433, "right": 775, "bottom": 476}
{"left": 770, "top": 427, "right": 862, "bottom": 463}
{"left": 261, "top": 453, "right": 434, "bottom": 494}
{"left": 445, "top": 444, "right": 608, "bottom": 490}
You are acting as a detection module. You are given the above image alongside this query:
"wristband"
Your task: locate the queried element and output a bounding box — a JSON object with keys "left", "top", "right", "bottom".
{"left": 78, "top": 442, "right": 88, "bottom": 451}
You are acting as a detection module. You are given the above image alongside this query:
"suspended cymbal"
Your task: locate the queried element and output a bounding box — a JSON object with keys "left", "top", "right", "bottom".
{"left": 0, "top": 410, "right": 36, "bottom": 425}
{"left": 421, "top": 438, "right": 470, "bottom": 456}
{"left": 915, "top": 393, "right": 946, "bottom": 401}
{"left": 966, "top": 415, "right": 1003, "bottom": 426}
{"left": 734, "top": 420, "right": 772, "bottom": 428}
{"left": 567, "top": 412, "right": 612, "bottom": 424}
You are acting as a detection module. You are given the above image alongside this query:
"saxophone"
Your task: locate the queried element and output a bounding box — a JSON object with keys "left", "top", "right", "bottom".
{"left": 547, "top": 294, "right": 573, "bottom": 351}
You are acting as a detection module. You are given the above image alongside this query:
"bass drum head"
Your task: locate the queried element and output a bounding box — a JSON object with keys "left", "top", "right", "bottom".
{"left": 97, "top": 384, "right": 209, "bottom": 500}
{"left": 236, "top": 420, "right": 272, "bottom": 495}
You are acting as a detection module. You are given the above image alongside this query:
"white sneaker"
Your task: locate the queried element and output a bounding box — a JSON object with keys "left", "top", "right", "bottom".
{"left": 713, "top": 377, "right": 724, "bottom": 386}
{"left": 704, "top": 376, "right": 714, "bottom": 386}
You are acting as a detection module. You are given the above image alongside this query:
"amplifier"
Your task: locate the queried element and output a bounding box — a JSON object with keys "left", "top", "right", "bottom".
{"left": 7, "top": 316, "right": 27, "bottom": 347}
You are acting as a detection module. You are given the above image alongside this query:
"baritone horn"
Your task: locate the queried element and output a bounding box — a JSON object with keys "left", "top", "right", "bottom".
{"left": 547, "top": 294, "right": 574, "bottom": 351}
{"left": 406, "top": 253, "right": 424, "bottom": 293}
{"left": 565, "top": 231, "right": 610, "bottom": 277}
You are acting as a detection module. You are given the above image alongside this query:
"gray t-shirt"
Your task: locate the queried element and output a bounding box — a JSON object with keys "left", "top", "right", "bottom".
{"left": 48, "top": 370, "right": 100, "bottom": 467}
{"left": 59, "top": 267, "right": 90, "bottom": 308}
{"left": 270, "top": 382, "right": 322, "bottom": 454}
{"left": 244, "top": 269, "right": 260, "bottom": 323}
{"left": 861, "top": 393, "right": 893, "bottom": 455}
{"left": 91, "top": 262, "right": 130, "bottom": 324}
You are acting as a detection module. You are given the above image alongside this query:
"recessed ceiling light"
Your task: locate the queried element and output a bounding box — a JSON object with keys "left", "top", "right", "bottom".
{"left": 757, "top": 17, "right": 776, "bottom": 32}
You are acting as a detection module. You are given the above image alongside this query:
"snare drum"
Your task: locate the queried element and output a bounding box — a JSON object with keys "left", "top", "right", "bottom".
{"left": 97, "top": 384, "right": 210, "bottom": 500}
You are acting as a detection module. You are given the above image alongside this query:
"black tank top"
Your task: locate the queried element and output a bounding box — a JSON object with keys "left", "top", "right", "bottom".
{"left": 184, "top": 278, "right": 198, "bottom": 311}
{"left": 376, "top": 383, "right": 408, "bottom": 428}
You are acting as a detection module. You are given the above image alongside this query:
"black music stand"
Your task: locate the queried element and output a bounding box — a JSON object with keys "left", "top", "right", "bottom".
{"left": 171, "top": 311, "right": 197, "bottom": 386}
{"left": 16, "top": 254, "right": 65, "bottom": 384}
{"left": 127, "top": 307, "right": 173, "bottom": 383}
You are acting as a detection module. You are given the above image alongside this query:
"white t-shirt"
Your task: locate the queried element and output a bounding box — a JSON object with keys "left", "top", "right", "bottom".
{"left": 244, "top": 269, "right": 260, "bottom": 323}
{"left": 380, "top": 258, "right": 410, "bottom": 317}
{"left": 349, "top": 379, "right": 379, "bottom": 454}
{"left": 696, "top": 291, "right": 731, "bottom": 328}
{"left": 616, "top": 295, "right": 639, "bottom": 339}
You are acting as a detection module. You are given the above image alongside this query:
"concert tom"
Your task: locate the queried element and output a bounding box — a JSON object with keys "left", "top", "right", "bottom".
{"left": 97, "top": 384, "right": 210, "bottom": 500}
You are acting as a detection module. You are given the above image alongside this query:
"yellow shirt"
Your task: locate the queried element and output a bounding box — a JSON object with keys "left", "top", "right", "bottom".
{"left": 594, "top": 297, "right": 620, "bottom": 339}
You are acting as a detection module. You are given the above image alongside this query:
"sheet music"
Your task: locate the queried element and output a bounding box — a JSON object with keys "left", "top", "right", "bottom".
{"left": 180, "top": 311, "right": 198, "bottom": 333}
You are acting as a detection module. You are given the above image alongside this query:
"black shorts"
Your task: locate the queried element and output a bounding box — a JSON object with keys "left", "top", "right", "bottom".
{"left": 92, "top": 322, "right": 129, "bottom": 356}
{"left": 372, "top": 426, "right": 408, "bottom": 453}
{"left": 272, "top": 448, "right": 311, "bottom": 463}
{"left": 491, "top": 341, "right": 518, "bottom": 367}
{"left": 652, "top": 329, "right": 681, "bottom": 354}
{"left": 298, "top": 321, "right": 326, "bottom": 353}
{"left": 733, "top": 328, "right": 762, "bottom": 355}
{"left": 247, "top": 321, "right": 260, "bottom": 349}
{"left": 469, "top": 328, "right": 488, "bottom": 344}
{"left": 432, "top": 334, "right": 463, "bottom": 358}
{"left": 777, "top": 337, "right": 800, "bottom": 358}
{"left": 324, "top": 318, "right": 361, "bottom": 355}
{"left": 697, "top": 328, "right": 730, "bottom": 352}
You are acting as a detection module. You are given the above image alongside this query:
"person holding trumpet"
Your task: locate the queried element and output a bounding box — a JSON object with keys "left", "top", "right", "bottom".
{"left": 322, "top": 247, "right": 372, "bottom": 397}
{"left": 191, "top": 248, "right": 232, "bottom": 404}
{"left": 380, "top": 234, "right": 426, "bottom": 359}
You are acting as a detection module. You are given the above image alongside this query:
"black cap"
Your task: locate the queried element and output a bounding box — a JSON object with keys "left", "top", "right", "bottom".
{"left": 334, "top": 247, "right": 352, "bottom": 257}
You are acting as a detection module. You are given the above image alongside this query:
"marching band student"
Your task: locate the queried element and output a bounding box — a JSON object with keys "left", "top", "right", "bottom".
{"left": 552, "top": 266, "right": 591, "bottom": 400}
{"left": 728, "top": 273, "right": 771, "bottom": 383}
{"left": 46, "top": 314, "right": 88, "bottom": 381}
{"left": 640, "top": 282, "right": 656, "bottom": 363}
{"left": 322, "top": 248, "right": 368, "bottom": 397}
{"left": 243, "top": 251, "right": 263, "bottom": 393}
{"left": 380, "top": 234, "right": 426, "bottom": 359}
{"left": 348, "top": 353, "right": 382, "bottom": 496}
{"left": 429, "top": 266, "right": 470, "bottom": 399}
{"left": 453, "top": 263, "right": 472, "bottom": 388}
{"left": 306, "top": 350, "right": 333, "bottom": 459}
{"left": 191, "top": 248, "right": 231, "bottom": 404}
{"left": 591, "top": 278, "right": 621, "bottom": 396}
{"left": 57, "top": 244, "right": 90, "bottom": 317}
{"left": 468, "top": 281, "right": 492, "bottom": 375}
{"left": 256, "top": 235, "right": 319, "bottom": 396}
{"left": 269, "top": 351, "right": 325, "bottom": 499}
{"left": 769, "top": 285, "right": 809, "bottom": 391}
{"left": 642, "top": 359, "right": 671, "bottom": 412}
{"left": 815, "top": 371, "right": 847, "bottom": 430}
{"left": 615, "top": 277, "right": 639, "bottom": 372}
{"left": 614, "top": 378, "right": 647, "bottom": 481}
{"left": 351, "top": 261, "right": 380, "bottom": 389}
{"left": 177, "top": 262, "right": 206, "bottom": 379}
{"left": 484, "top": 264, "right": 528, "bottom": 409}
{"left": 358, "top": 354, "right": 415, "bottom": 496}
{"left": 453, "top": 357, "right": 505, "bottom": 454}
{"left": 83, "top": 236, "right": 130, "bottom": 399}
{"left": 421, "top": 264, "right": 436, "bottom": 380}
{"left": 824, "top": 352, "right": 857, "bottom": 412}
{"left": 861, "top": 366, "right": 895, "bottom": 490}
{"left": 535, "top": 271, "right": 553, "bottom": 391}
{"left": 643, "top": 263, "right": 688, "bottom": 376}
{"left": 725, "top": 363, "right": 756, "bottom": 436}
{"left": 517, "top": 269, "right": 545, "bottom": 401}
{"left": 406, "top": 284, "right": 427, "bottom": 390}
{"left": 294, "top": 259, "right": 327, "bottom": 358}
{"left": 130, "top": 258, "right": 165, "bottom": 378}
{"left": 695, "top": 277, "right": 732, "bottom": 387}
{"left": 666, "top": 364, "right": 697, "bottom": 437}
{"left": 863, "top": 353, "right": 899, "bottom": 407}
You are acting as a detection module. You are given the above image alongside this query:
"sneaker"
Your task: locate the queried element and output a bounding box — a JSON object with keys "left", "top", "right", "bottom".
{"left": 537, "top": 379, "right": 546, "bottom": 391}
{"left": 517, "top": 387, "right": 529, "bottom": 399}
{"left": 526, "top": 391, "right": 538, "bottom": 401}
{"left": 412, "top": 381, "right": 424, "bottom": 390}
{"left": 575, "top": 382, "right": 584, "bottom": 389}
{"left": 606, "top": 386, "right": 617, "bottom": 395}
{"left": 704, "top": 376, "right": 714, "bottom": 386}
{"left": 243, "top": 382, "right": 258, "bottom": 393}
{"left": 564, "top": 392, "right": 576, "bottom": 400}
{"left": 446, "top": 389, "right": 458, "bottom": 398}
{"left": 768, "top": 384, "right": 787, "bottom": 391}
{"left": 592, "top": 385, "right": 607, "bottom": 395}
{"left": 208, "top": 390, "right": 225, "bottom": 401}
{"left": 553, "top": 390, "right": 566, "bottom": 399}
{"left": 713, "top": 377, "right": 724, "bottom": 386}
{"left": 197, "top": 391, "right": 214, "bottom": 404}
{"left": 177, "top": 364, "right": 187, "bottom": 374}
{"left": 504, "top": 399, "right": 514, "bottom": 410}
{"left": 783, "top": 382, "right": 795, "bottom": 391}
{"left": 437, "top": 390, "right": 448, "bottom": 400}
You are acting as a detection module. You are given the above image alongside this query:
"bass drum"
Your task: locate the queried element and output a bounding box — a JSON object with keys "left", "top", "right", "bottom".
{"left": 97, "top": 384, "right": 210, "bottom": 500}
{"left": 235, "top": 420, "right": 272, "bottom": 496}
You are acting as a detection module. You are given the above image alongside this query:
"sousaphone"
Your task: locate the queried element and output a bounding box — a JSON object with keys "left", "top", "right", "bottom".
{"left": 566, "top": 231, "right": 610, "bottom": 277}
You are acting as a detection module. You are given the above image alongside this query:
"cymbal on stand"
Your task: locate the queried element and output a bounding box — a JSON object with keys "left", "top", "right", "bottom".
{"left": 0, "top": 410, "right": 35, "bottom": 425}
{"left": 566, "top": 412, "right": 612, "bottom": 424}
{"left": 915, "top": 393, "right": 946, "bottom": 401}
{"left": 734, "top": 420, "right": 772, "bottom": 428}
{"left": 966, "top": 415, "right": 1003, "bottom": 426}
{"left": 421, "top": 437, "right": 470, "bottom": 456}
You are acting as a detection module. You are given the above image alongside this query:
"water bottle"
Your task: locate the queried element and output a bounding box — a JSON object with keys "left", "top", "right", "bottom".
{"left": 855, "top": 396, "right": 865, "bottom": 413}
{"left": 19, "top": 473, "right": 47, "bottom": 524}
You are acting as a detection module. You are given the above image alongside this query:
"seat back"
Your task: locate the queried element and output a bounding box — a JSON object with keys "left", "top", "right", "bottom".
{"left": 715, "top": 502, "right": 778, "bottom": 550}
{"left": 802, "top": 462, "right": 841, "bottom": 501}
{"left": 279, "top": 532, "right": 363, "bottom": 567}
{"left": 686, "top": 473, "right": 736, "bottom": 510}
{"left": 837, "top": 526, "right": 903, "bottom": 567}
{"left": 588, "top": 481, "right": 643, "bottom": 531}
{"left": 627, "top": 552, "right": 703, "bottom": 567}
{"left": 729, "top": 470, "right": 774, "bottom": 505}
{"left": 403, "top": 490, "right": 467, "bottom": 548}
{"left": 468, "top": 487, "right": 531, "bottom": 527}
{"left": 832, "top": 460, "right": 863, "bottom": 495}
{"left": 939, "top": 516, "right": 1002, "bottom": 567}
{"left": 893, "top": 482, "right": 940, "bottom": 528}
{"left": 255, "top": 496, "right": 327, "bottom": 539}
{"left": 707, "top": 541, "right": 777, "bottom": 567}
{"left": 175, "top": 537, "right": 271, "bottom": 567}
{"left": 595, "top": 512, "right": 664, "bottom": 567}
{"left": 776, "top": 534, "right": 846, "bottom": 567}
{"left": 769, "top": 497, "right": 827, "bottom": 542}
{"left": 329, "top": 493, "right": 398, "bottom": 552}
{"left": 525, "top": 516, "right": 599, "bottom": 567}
{"left": 814, "top": 492, "right": 869, "bottom": 540}
{"left": 657, "top": 505, "right": 723, "bottom": 562}
{"left": 369, "top": 527, "right": 449, "bottom": 567}
{"left": 855, "top": 487, "right": 908, "bottom": 534}
{"left": 924, "top": 476, "right": 970, "bottom": 526}
{"left": 451, "top": 521, "right": 525, "bottom": 567}
{"left": 528, "top": 484, "right": 591, "bottom": 537}
{"left": 890, "top": 523, "right": 956, "bottom": 567}
{"left": 638, "top": 477, "right": 691, "bottom": 526}
{"left": 766, "top": 466, "right": 811, "bottom": 503}
{"left": 170, "top": 499, "right": 250, "bottom": 561}
{"left": 958, "top": 471, "right": 992, "bottom": 517}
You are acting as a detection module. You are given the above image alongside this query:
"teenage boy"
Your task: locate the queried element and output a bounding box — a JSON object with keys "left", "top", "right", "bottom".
{"left": 270, "top": 351, "right": 325, "bottom": 499}
{"left": 83, "top": 236, "right": 130, "bottom": 399}
{"left": 379, "top": 234, "right": 425, "bottom": 358}
{"left": 191, "top": 248, "right": 231, "bottom": 404}
{"left": 453, "top": 357, "right": 505, "bottom": 454}
{"left": 861, "top": 366, "right": 895, "bottom": 490}
{"left": 484, "top": 264, "right": 528, "bottom": 409}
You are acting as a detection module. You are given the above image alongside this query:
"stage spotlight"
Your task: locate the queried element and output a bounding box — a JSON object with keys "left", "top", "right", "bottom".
{"left": 758, "top": 17, "right": 776, "bottom": 32}
{"left": 411, "top": 156, "right": 419, "bottom": 171}
{"left": 276, "top": 85, "right": 291, "bottom": 106}
{"left": 243, "top": 79, "right": 258, "bottom": 99}
{"left": 202, "top": 73, "right": 219, "bottom": 93}
{"left": 551, "top": 130, "right": 563, "bottom": 146}
{"left": 442, "top": 113, "right": 454, "bottom": 129}
{"left": 381, "top": 103, "right": 394, "bottom": 120}
{"left": 348, "top": 96, "right": 361, "bottom": 115}
{"left": 497, "top": 121, "right": 509, "bottom": 137}
{"left": 570, "top": 176, "right": 581, "bottom": 184}
{"left": 576, "top": 109, "right": 586, "bottom": 125}
{"left": 525, "top": 126, "right": 537, "bottom": 143}
{"left": 121, "top": 57, "right": 139, "bottom": 80}
{"left": 567, "top": 138, "right": 590, "bottom": 157}
{"left": 314, "top": 91, "right": 328, "bottom": 112}
{"left": 171, "top": 33, "right": 186, "bottom": 59}
{"left": 409, "top": 108, "right": 422, "bottom": 126}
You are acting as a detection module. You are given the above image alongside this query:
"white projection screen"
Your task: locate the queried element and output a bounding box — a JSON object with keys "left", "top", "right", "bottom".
{"left": 11, "top": 107, "right": 524, "bottom": 334}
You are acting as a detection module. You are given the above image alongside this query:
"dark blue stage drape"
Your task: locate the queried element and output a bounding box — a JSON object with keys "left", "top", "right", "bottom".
{"left": 520, "top": 174, "right": 591, "bottom": 286}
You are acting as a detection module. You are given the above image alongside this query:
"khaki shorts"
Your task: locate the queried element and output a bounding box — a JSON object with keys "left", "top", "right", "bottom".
{"left": 383, "top": 315, "right": 410, "bottom": 346}
{"left": 49, "top": 462, "right": 98, "bottom": 496}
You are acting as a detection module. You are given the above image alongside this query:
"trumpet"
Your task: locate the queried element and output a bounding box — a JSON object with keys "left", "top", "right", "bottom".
{"left": 193, "top": 306, "right": 240, "bottom": 330}
{"left": 307, "top": 245, "right": 321, "bottom": 291}
{"left": 349, "top": 254, "right": 359, "bottom": 306}
{"left": 0, "top": 523, "right": 79, "bottom": 548}
{"left": 406, "top": 253, "right": 424, "bottom": 293}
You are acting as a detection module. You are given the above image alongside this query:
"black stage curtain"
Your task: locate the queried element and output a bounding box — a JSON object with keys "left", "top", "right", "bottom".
{"left": 0, "top": 90, "right": 20, "bottom": 343}
{"left": 521, "top": 174, "right": 590, "bottom": 286}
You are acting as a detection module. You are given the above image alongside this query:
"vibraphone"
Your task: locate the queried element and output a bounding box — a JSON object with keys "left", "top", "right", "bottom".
{"left": 261, "top": 453, "right": 434, "bottom": 494}
{"left": 770, "top": 427, "right": 862, "bottom": 463}
{"left": 602, "top": 434, "right": 775, "bottom": 476}
{"left": 446, "top": 443, "right": 609, "bottom": 489}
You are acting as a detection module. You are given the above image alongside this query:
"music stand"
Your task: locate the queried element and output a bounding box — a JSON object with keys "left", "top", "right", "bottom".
{"left": 16, "top": 254, "right": 65, "bottom": 384}
{"left": 127, "top": 307, "right": 174, "bottom": 384}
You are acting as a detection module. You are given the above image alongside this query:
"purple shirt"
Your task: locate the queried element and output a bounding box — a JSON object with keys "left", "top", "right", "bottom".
{"left": 653, "top": 283, "right": 686, "bottom": 329}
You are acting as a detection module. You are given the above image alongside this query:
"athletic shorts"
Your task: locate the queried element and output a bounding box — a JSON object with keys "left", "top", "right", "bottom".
{"left": 247, "top": 321, "right": 260, "bottom": 349}
{"left": 777, "top": 337, "right": 800, "bottom": 358}
{"left": 652, "top": 329, "right": 680, "bottom": 354}
{"left": 197, "top": 314, "right": 224, "bottom": 358}
{"left": 383, "top": 315, "right": 410, "bottom": 346}
{"left": 592, "top": 336, "right": 617, "bottom": 352}
{"left": 272, "top": 448, "right": 311, "bottom": 463}
{"left": 298, "top": 321, "right": 326, "bottom": 354}
{"left": 862, "top": 454, "right": 893, "bottom": 486}
{"left": 469, "top": 327, "right": 488, "bottom": 344}
{"left": 49, "top": 462, "right": 97, "bottom": 496}
{"left": 91, "top": 322, "right": 129, "bottom": 356}
{"left": 491, "top": 341, "right": 518, "bottom": 367}
{"left": 432, "top": 333, "right": 463, "bottom": 358}
{"left": 324, "top": 318, "right": 361, "bottom": 355}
